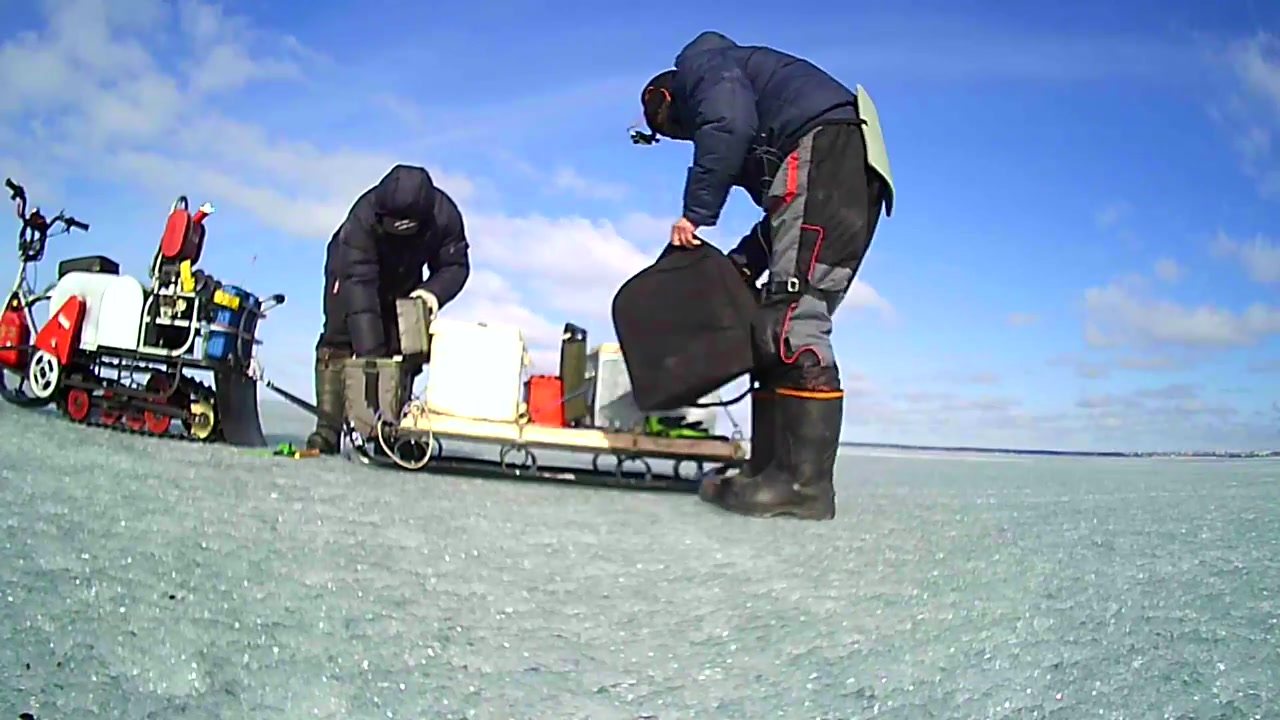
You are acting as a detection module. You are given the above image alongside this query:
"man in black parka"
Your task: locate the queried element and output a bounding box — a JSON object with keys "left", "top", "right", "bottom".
{"left": 634, "top": 31, "right": 896, "bottom": 521}
{"left": 306, "top": 163, "right": 471, "bottom": 454}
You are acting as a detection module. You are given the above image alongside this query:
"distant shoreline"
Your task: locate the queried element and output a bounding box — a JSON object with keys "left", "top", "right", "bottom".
{"left": 839, "top": 441, "right": 1278, "bottom": 459}
{"left": 257, "top": 398, "right": 1275, "bottom": 459}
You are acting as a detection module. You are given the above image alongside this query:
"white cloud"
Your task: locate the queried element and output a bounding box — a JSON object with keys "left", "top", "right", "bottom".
{"left": 1048, "top": 353, "right": 1111, "bottom": 380}
{"left": 0, "top": 0, "right": 418, "bottom": 242}
{"left": 1006, "top": 311, "right": 1039, "bottom": 327}
{"left": 467, "top": 214, "right": 653, "bottom": 321}
{"left": 1072, "top": 383, "right": 1241, "bottom": 433}
{"left": 843, "top": 376, "right": 1270, "bottom": 453}
{"left": 372, "top": 75, "right": 643, "bottom": 150}
{"left": 0, "top": 0, "right": 589, "bottom": 390}
{"left": 1094, "top": 201, "right": 1130, "bottom": 229}
{"left": 1229, "top": 32, "right": 1280, "bottom": 118}
{"left": 487, "top": 148, "right": 630, "bottom": 202}
{"left": 1153, "top": 257, "right": 1184, "bottom": 283}
{"left": 441, "top": 269, "right": 563, "bottom": 372}
{"left": 1076, "top": 382, "right": 1198, "bottom": 409}
{"left": 550, "top": 167, "right": 628, "bottom": 201}
{"left": 1092, "top": 200, "right": 1139, "bottom": 247}
{"left": 0, "top": 0, "right": 897, "bottom": 413}
{"left": 935, "top": 371, "right": 1000, "bottom": 386}
{"left": 1248, "top": 358, "right": 1280, "bottom": 374}
{"left": 174, "top": 0, "right": 306, "bottom": 94}
{"left": 1049, "top": 351, "right": 1196, "bottom": 380}
{"left": 461, "top": 205, "right": 895, "bottom": 328}
{"left": 1220, "top": 32, "right": 1280, "bottom": 198}
{"left": 1082, "top": 275, "right": 1280, "bottom": 349}
{"left": 616, "top": 212, "right": 672, "bottom": 242}
{"left": 1211, "top": 231, "right": 1280, "bottom": 284}
{"left": 842, "top": 280, "right": 895, "bottom": 320}
{"left": 1116, "top": 354, "right": 1181, "bottom": 371}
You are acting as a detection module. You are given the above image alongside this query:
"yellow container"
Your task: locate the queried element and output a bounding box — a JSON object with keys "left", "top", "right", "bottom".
{"left": 212, "top": 288, "right": 241, "bottom": 310}
{"left": 179, "top": 260, "right": 195, "bottom": 293}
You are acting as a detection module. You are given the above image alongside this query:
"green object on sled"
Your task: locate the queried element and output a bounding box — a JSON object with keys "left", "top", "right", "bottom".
{"left": 244, "top": 442, "right": 321, "bottom": 459}
{"left": 644, "top": 415, "right": 713, "bottom": 439}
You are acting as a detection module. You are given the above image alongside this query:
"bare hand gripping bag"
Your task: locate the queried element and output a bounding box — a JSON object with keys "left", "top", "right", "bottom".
{"left": 611, "top": 243, "right": 758, "bottom": 412}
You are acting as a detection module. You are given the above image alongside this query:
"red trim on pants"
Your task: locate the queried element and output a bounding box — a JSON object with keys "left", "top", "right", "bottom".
{"left": 783, "top": 152, "right": 800, "bottom": 205}
{"left": 778, "top": 223, "right": 826, "bottom": 366}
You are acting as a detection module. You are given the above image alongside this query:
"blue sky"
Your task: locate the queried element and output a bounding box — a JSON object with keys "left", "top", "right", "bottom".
{"left": 2, "top": 0, "right": 1279, "bottom": 452}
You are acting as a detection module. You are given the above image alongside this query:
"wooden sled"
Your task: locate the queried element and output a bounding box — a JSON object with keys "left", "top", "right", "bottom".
{"left": 351, "top": 401, "right": 748, "bottom": 493}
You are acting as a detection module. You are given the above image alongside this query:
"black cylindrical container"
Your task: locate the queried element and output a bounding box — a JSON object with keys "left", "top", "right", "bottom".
{"left": 559, "top": 322, "right": 589, "bottom": 426}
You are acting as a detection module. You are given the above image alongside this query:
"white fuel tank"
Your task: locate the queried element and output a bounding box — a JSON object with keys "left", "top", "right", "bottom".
{"left": 46, "top": 272, "right": 144, "bottom": 352}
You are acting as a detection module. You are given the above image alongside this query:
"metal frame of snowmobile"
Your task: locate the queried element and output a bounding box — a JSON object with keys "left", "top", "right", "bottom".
{"left": 0, "top": 178, "right": 285, "bottom": 447}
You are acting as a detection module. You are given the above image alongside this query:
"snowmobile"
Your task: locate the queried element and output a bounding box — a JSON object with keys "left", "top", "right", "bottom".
{"left": 0, "top": 178, "right": 285, "bottom": 446}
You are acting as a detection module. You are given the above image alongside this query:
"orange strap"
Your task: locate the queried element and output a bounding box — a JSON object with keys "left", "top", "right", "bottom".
{"left": 775, "top": 388, "right": 844, "bottom": 400}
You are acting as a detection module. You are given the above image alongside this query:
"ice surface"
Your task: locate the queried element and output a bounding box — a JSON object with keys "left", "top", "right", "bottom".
{"left": 2, "top": 399, "right": 1279, "bottom": 719}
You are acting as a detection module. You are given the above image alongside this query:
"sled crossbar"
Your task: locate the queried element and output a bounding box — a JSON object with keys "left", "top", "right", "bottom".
{"left": 399, "top": 408, "right": 746, "bottom": 463}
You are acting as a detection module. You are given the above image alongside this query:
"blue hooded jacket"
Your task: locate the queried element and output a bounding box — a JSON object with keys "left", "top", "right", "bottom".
{"left": 671, "top": 31, "right": 861, "bottom": 228}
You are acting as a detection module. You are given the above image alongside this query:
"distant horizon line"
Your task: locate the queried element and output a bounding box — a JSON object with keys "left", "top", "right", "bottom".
{"left": 838, "top": 441, "right": 1276, "bottom": 458}
{"left": 258, "top": 397, "right": 1274, "bottom": 458}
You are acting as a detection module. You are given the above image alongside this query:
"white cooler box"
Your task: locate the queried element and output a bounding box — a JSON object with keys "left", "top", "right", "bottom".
{"left": 424, "top": 318, "right": 529, "bottom": 422}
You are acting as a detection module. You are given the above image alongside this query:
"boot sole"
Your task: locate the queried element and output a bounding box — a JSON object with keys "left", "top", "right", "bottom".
{"left": 700, "top": 476, "right": 835, "bottom": 520}
{"left": 716, "top": 499, "right": 835, "bottom": 521}
{"left": 753, "top": 506, "right": 834, "bottom": 521}
{"left": 697, "top": 476, "right": 723, "bottom": 503}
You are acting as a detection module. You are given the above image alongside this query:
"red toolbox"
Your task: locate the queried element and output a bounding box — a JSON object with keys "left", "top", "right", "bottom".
{"left": 527, "top": 375, "right": 566, "bottom": 427}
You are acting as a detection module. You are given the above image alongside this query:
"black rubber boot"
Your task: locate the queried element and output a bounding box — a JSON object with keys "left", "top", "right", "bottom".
{"left": 698, "top": 388, "right": 777, "bottom": 502}
{"left": 305, "top": 347, "right": 348, "bottom": 454}
{"left": 711, "top": 390, "right": 843, "bottom": 520}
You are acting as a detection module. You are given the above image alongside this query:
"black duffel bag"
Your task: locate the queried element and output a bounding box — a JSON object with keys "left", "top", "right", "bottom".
{"left": 611, "top": 242, "right": 758, "bottom": 412}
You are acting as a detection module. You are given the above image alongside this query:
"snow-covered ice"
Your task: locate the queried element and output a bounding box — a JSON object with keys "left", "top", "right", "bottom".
{"left": 2, "top": 400, "right": 1278, "bottom": 718}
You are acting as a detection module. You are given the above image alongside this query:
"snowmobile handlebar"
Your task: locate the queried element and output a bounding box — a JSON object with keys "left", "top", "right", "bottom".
{"left": 6, "top": 178, "right": 26, "bottom": 216}
{"left": 62, "top": 216, "right": 89, "bottom": 232}
{"left": 6, "top": 178, "right": 90, "bottom": 234}
{"left": 8, "top": 178, "right": 90, "bottom": 265}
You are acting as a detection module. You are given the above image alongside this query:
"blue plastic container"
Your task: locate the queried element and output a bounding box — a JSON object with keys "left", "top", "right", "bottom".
{"left": 204, "top": 285, "right": 260, "bottom": 363}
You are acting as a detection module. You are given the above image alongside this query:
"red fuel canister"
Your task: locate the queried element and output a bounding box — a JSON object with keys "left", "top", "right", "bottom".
{"left": 0, "top": 297, "right": 29, "bottom": 369}
{"left": 527, "top": 375, "right": 566, "bottom": 427}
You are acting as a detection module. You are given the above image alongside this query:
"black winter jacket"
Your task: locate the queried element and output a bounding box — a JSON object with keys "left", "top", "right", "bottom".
{"left": 671, "top": 31, "right": 861, "bottom": 230}
{"left": 325, "top": 164, "right": 470, "bottom": 356}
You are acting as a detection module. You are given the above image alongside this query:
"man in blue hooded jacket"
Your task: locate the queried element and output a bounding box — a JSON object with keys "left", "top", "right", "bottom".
{"left": 634, "top": 31, "right": 895, "bottom": 521}
{"left": 306, "top": 163, "right": 471, "bottom": 454}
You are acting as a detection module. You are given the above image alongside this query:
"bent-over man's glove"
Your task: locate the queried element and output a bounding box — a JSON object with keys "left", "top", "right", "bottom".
{"left": 409, "top": 288, "right": 440, "bottom": 320}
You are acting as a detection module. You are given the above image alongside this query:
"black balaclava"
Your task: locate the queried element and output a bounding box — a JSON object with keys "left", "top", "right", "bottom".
{"left": 641, "top": 69, "right": 693, "bottom": 141}
{"left": 372, "top": 164, "right": 437, "bottom": 236}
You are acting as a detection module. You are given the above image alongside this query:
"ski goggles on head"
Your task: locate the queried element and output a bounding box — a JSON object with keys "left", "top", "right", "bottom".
{"left": 377, "top": 214, "right": 421, "bottom": 236}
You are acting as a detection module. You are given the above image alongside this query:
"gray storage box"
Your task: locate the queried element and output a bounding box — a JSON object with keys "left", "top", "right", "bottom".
{"left": 585, "top": 343, "right": 719, "bottom": 434}
{"left": 587, "top": 344, "right": 645, "bottom": 432}
{"left": 343, "top": 357, "right": 409, "bottom": 437}
{"left": 396, "top": 298, "right": 432, "bottom": 358}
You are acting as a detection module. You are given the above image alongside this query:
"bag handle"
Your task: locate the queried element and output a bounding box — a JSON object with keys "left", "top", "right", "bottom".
{"left": 654, "top": 237, "right": 719, "bottom": 269}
